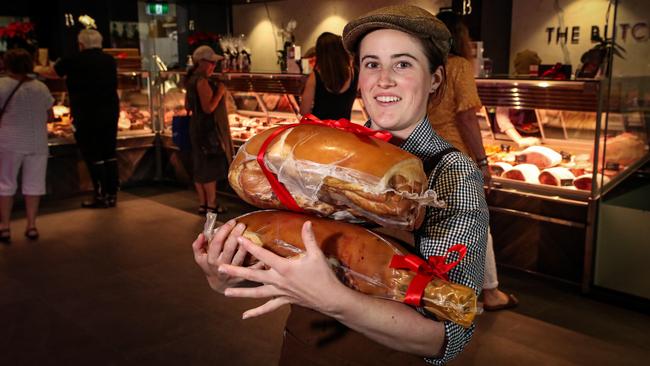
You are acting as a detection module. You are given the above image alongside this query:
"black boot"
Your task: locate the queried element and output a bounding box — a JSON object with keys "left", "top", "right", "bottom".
{"left": 104, "top": 159, "right": 119, "bottom": 208}
{"left": 81, "top": 196, "right": 109, "bottom": 208}
{"left": 82, "top": 161, "right": 108, "bottom": 209}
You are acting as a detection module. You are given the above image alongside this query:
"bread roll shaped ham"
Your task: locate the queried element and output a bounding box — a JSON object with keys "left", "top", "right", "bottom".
{"left": 538, "top": 167, "right": 575, "bottom": 187}
{"left": 501, "top": 164, "right": 540, "bottom": 183}
{"left": 228, "top": 124, "right": 442, "bottom": 230}
{"left": 516, "top": 146, "right": 562, "bottom": 169}
{"left": 215, "top": 210, "right": 477, "bottom": 327}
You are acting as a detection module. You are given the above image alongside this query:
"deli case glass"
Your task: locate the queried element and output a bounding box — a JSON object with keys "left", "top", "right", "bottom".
{"left": 475, "top": 77, "right": 649, "bottom": 286}
{"left": 44, "top": 70, "right": 156, "bottom": 196}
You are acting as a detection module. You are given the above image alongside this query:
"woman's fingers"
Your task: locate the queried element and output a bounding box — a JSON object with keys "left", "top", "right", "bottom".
{"left": 231, "top": 245, "right": 249, "bottom": 267}
{"left": 207, "top": 220, "right": 236, "bottom": 265}
{"left": 237, "top": 236, "right": 286, "bottom": 271}
{"left": 219, "top": 263, "right": 270, "bottom": 284}
{"left": 192, "top": 233, "right": 208, "bottom": 268}
{"left": 224, "top": 284, "right": 283, "bottom": 299}
{"left": 220, "top": 223, "right": 247, "bottom": 264}
{"left": 242, "top": 296, "right": 292, "bottom": 319}
{"left": 300, "top": 221, "right": 321, "bottom": 255}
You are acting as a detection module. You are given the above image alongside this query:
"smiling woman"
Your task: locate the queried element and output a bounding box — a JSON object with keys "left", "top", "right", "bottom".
{"left": 193, "top": 5, "right": 488, "bottom": 366}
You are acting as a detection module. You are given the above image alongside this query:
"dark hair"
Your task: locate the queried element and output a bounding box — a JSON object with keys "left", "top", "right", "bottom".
{"left": 315, "top": 32, "right": 352, "bottom": 93}
{"left": 436, "top": 11, "right": 472, "bottom": 60}
{"left": 3, "top": 48, "right": 34, "bottom": 75}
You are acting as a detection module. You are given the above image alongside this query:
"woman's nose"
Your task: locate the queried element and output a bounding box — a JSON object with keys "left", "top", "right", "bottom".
{"left": 377, "top": 68, "right": 396, "bottom": 88}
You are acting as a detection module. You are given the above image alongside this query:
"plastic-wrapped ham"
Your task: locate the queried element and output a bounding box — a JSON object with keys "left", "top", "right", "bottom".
{"left": 489, "top": 162, "right": 513, "bottom": 176}
{"left": 501, "top": 164, "right": 540, "bottom": 183}
{"left": 592, "top": 133, "right": 648, "bottom": 168}
{"left": 516, "top": 146, "right": 562, "bottom": 169}
{"left": 539, "top": 167, "right": 576, "bottom": 187}
{"left": 573, "top": 173, "right": 610, "bottom": 191}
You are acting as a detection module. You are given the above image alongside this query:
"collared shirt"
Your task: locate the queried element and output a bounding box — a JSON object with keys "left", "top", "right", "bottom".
{"left": 368, "top": 117, "right": 488, "bottom": 365}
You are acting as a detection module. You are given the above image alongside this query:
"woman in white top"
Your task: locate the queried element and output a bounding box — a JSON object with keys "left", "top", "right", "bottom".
{"left": 0, "top": 49, "right": 54, "bottom": 243}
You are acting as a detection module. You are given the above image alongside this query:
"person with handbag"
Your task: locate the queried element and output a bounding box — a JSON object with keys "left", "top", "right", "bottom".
{"left": 0, "top": 49, "right": 54, "bottom": 243}
{"left": 185, "top": 45, "right": 233, "bottom": 215}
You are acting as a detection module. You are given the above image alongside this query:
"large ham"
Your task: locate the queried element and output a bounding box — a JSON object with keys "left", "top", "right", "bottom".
{"left": 489, "top": 162, "right": 513, "bottom": 176}
{"left": 573, "top": 173, "right": 610, "bottom": 191}
{"left": 538, "top": 167, "right": 576, "bottom": 187}
{"left": 501, "top": 164, "right": 540, "bottom": 183}
{"left": 205, "top": 210, "right": 478, "bottom": 327}
{"left": 516, "top": 146, "right": 562, "bottom": 169}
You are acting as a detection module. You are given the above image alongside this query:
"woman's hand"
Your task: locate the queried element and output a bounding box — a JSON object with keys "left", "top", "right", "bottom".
{"left": 516, "top": 136, "right": 541, "bottom": 148}
{"left": 192, "top": 220, "right": 262, "bottom": 293}
{"left": 218, "top": 221, "right": 347, "bottom": 319}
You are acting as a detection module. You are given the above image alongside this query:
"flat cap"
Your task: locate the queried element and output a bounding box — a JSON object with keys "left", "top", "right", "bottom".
{"left": 342, "top": 5, "right": 451, "bottom": 61}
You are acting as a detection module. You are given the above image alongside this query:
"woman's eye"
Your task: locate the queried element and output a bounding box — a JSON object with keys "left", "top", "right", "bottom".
{"left": 363, "top": 61, "right": 379, "bottom": 69}
{"left": 395, "top": 61, "right": 411, "bottom": 69}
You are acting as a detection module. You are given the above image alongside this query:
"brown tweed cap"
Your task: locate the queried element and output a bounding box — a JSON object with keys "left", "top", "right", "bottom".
{"left": 342, "top": 5, "right": 451, "bottom": 62}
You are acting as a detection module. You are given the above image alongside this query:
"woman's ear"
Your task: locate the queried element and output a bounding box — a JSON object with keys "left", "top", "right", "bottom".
{"left": 430, "top": 66, "right": 444, "bottom": 94}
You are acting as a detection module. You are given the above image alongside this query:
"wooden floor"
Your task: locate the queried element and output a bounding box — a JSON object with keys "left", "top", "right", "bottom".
{"left": 1, "top": 186, "right": 648, "bottom": 365}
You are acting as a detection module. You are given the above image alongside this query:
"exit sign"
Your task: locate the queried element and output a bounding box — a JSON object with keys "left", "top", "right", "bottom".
{"left": 146, "top": 3, "right": 169, "bottom": 16}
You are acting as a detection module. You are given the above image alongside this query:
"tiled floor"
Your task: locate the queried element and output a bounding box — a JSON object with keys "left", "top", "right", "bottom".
{"left": 1, "top": 186, "right": 648, "bottom": 365}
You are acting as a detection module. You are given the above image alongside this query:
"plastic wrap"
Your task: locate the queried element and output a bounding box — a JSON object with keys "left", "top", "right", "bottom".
{"left": 232, "top": 210, "right": 478, "bottom": 328}
{"left": 228, "top": 124, "right": 445, "bottom": 230}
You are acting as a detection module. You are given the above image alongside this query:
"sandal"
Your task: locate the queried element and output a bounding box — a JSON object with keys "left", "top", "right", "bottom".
{"left": 198, "top": 205, "right": 208, "bottom": 215}
{"left": 206, "top": 205, "right": 227, "bottom": 214}
{"left": 25, "top": 227, "right": 39, "bottom": 241}
{"left": 483, "top": 293, "right": 519, "bottom": 312}
{"left": 0, "top": 228, "right": 10, "bottom": 244}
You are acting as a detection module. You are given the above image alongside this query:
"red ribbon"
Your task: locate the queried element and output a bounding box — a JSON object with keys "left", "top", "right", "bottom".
{"left": 255, "top": 115, "right": 393, "bottom": 212}
{"left": 389, "top": 244, "right": 467, "bottom": 306}
{"left": 299, "top": 114, "right": 392, "bottom": 142}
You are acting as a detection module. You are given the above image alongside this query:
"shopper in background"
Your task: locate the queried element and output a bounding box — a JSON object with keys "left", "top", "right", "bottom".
{"left": 36, "top": 29, "right": 120, "bottom": 208}
{"left": 299, "top": 32, "right": 358, "bottom": 120}
{"left": 193, "top": 6, "right": 488, "bottom": 365}
{"left": 0, "top": 49, "right": 54, "bottom": 242}
{"left": 431, "top": 11, "right": 518, "bottom": 311}
{"left": 185, "top": 45, "right": 233, "bottom": 215}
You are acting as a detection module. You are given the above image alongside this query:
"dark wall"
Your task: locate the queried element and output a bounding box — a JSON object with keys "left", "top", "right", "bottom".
{"left": 1, "top": 0, "right": 138, "bottom": 60}
{"left": 451, "top": 0, "right": 513, "bottom": 75}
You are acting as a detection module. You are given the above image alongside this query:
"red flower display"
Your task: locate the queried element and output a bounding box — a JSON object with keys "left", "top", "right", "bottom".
{"left": 0, "top": 21, "right": 35, "bottom": 41}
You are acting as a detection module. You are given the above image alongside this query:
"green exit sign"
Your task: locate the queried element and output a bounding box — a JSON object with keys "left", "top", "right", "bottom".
{"left": 146, "top": 3, "right": 169, "bottom": 16}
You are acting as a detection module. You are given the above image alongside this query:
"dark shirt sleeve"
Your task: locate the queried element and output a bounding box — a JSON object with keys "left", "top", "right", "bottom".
{"left": 415, "top": 153, "right": 489, "bottom": 365}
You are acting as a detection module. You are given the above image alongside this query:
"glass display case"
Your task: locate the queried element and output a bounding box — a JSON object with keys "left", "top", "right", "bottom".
{"left": 476, "top": 78, "right": 649, "bottom": 285}
{"left": 43, "top": 70, "right": 156, "bottom": 197}
{"left": 46, "top": 70, "right": 154, "bottom": 145}
{"left": 159, "top": 71, "right": 367, "bottom": 145}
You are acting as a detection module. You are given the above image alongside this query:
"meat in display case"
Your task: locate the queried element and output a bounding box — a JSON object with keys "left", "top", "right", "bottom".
{"left": 475, "top": 78, "right": 649, "bottom": 286}
{"left": 160, "top": 71, "right": 367, "bottom": 146}
{"left": 44, "top": 71, "right": 156, "bottom": 197}
{"left": 46, "top": 70, "right": 154, "bottom": 145}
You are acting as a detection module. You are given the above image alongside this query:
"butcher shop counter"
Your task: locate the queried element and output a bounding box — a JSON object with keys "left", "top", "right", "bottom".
{"left": 157, "top": 71, "right": 367, "bottom": 184}
{"left": 44, "top": 71, "right": 157, "bottom": 198}
{"left": 475, "top": 77, "right": 649, "bottom": 289}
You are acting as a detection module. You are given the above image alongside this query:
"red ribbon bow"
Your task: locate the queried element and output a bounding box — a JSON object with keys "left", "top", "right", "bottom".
{"left": 389, "top": 244, "right": 467, "bottom": 307}
{"left": 255, "top": 115, "right": 393, "bottom": 212}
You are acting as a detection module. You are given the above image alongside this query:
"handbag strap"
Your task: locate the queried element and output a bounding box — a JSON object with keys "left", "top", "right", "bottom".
{"left": 0, "top": 78, "right": 28, "bottom": 126}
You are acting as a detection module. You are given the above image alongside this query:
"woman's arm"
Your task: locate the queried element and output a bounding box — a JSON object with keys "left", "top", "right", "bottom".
{"left": 220, "top": 222, "right": 446, "bottom": 357}
{"left": 197, "top": 79, "right": 226, "bottom": 114}
{"left": 299, "top": 72, "right": 316, "bottom": 116}
{"left": 456, "top": 108, "right": 491, "bottom": 186}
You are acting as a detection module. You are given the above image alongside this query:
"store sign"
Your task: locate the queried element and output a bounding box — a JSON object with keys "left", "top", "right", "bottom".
{"left": 146, "top": 3, "right": 169, "bottom": 16}
{"left": 545, "top": 22, "right": 649, "bottom": 44}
